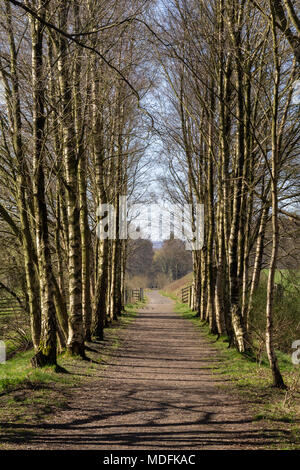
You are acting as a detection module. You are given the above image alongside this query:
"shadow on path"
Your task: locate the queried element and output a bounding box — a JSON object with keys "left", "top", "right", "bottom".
{"left": 0, "top": 291, "right": 286, "bottom": 450}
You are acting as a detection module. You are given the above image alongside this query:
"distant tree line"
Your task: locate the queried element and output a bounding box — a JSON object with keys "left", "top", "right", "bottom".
{"left": 126, "top": 236, "right": 192, "bottom": 288}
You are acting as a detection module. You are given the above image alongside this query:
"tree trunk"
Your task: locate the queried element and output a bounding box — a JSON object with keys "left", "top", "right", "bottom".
{"left": 228, "top": 10, "right": 249, "bottom": 352}
{"left": 56, "top": 5, "right": 85, "bottom": 358}
{"left": 28, "top": 0, "right": 57, "bottom": 367}
{"left": 265, "top": 4, "right": 286, "bottom": 388}
{"left": 3, "top": 0, "right": 41, "bottom": 352}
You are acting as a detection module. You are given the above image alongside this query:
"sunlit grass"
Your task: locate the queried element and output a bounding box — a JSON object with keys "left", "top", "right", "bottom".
{"left": 0, "top": 296, "right": 148, "bottom": 395}
{"left": 0, "top": 350, "right": 78, "bottom": 394}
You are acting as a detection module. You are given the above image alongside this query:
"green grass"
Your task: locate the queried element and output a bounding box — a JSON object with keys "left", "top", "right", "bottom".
{"left": 262, "top": 269, "right": 300, "bottom": 292}
{"left": 0, "top": 296, "right": 147, "bottom": 392}
{"left": 159, "top": 290, "right": 177, "bottom": 301}
{"left": 124, "top": 296, "right": 148, "bottom": 318}
{"left": 251, "top": 271, "right": 300, "bottom": 354}
{"left": 0, "top": 350, "right": 73, "bottom": 394}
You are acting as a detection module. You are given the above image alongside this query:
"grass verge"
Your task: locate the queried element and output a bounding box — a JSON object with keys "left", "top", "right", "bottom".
{"left": 160, "top": 290, "right": 300, "bottom": 450}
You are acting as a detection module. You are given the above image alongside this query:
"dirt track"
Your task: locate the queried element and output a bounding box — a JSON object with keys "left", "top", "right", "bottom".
{"left": 1, "top": 291, "right": 286, "bottom": 449}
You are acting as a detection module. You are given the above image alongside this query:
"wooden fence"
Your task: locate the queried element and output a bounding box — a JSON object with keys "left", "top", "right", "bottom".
{"left": 1, "top": 288, "right": 144, "bottom": 318}
{"left": 181, "top": 285, "right": 193, "bottom": 308}
{"left": 124, "top": 287, "right": 144, "bottom": 305}
{"left": 0, "top": 296, "right": 25, "bottom": 317}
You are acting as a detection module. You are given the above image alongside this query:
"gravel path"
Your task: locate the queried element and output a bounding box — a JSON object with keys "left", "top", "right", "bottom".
{"left": 2, "top": 291, "right": 285, "bottom": 449}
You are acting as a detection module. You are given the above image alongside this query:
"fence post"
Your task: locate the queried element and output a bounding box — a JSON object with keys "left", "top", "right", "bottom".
{"left": 189, "top": 286, "right": 192, "bottom": 308}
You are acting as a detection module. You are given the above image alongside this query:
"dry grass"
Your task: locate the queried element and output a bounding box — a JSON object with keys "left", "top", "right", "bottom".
{"left": 163, "top": 271, "right": 193, "bottom": 298}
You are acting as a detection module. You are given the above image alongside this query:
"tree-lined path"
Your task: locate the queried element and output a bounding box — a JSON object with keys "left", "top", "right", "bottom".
{"left": 2, "top": 292, "right": 285, "bottom": 450}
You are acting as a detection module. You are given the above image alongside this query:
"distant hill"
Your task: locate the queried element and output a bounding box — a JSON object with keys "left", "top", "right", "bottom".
{"left": 163, "top": 272, "right": 193, "bottom": 298}
{"left": 152, "top": 241, "right": 163, "bottom": 250}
